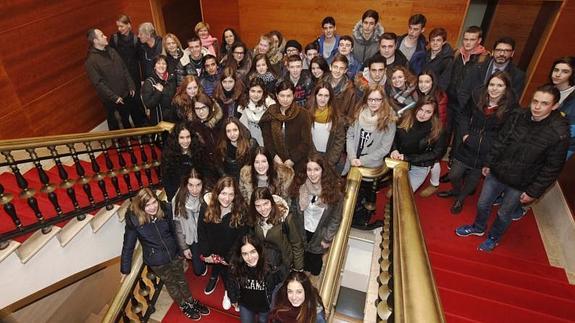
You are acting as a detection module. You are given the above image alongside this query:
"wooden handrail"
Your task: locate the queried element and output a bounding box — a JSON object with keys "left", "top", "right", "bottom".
{"left": 386, "top": 158, "right": 444, "bottom": 322}
{"left": 0, "top": 122, "right": 174, "bottom": 152}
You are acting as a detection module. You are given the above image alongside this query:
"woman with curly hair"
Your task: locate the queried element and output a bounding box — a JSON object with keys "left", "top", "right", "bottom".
{"left": 291, "top": 153, "right": 343, "bottom": 277}
{"left": 171, "top": 75, "right": 205, "bottom": 122}
{"left": 268, "top": 269, "right": 326, "bottom": 323}
{"left": 213, "top": 66, "right": 246, "bottom": 119}
{"left": 247, "top": 53, "right": 278, "bottom": 95}
{"left": 306, "top": 81, "right": 346, "bottom": 171}
{"left": 239, "top": 146, "right": 294, "bottom": 204}
{"left": 216, "top": 117, "right": 258, "bottom": 181}
{"left": 161, "top": 122, "right": 214, "bottom": 200}
{"left": 237, "top": 77, "right": 277, "bottom": 146}
{"left": 198, "top": 177, "right": 248, "bottom": 307}
{"left": 390, "top": 96, "right": 447, "bottom": 192}
{"left": 172, "top": 168, "right": 208, "bottom": 277}
{"left": 227, "top": 234, "right": 286, "bottom": 321}
{"left": 385, "top": 65, "right": 419, "bottom": 117}
{"left": 249, "top": 187, "right": 304, "bottom": 271}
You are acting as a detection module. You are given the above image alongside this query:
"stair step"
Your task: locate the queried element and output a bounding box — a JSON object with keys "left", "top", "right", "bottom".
{"left": 434, "top": 268, "right": 575, "bottom": 321}
{"left": 117, "top": 199, "right": 131, "bottom": 222}
{"left": 439, "top": 287, "right": 574, "bottom": 323}
{"left": 57, "top": 214, "right": 93, "bottom": 247}
{"left": 0, "top": 240, "right": 20, "bottom": 262}
{"left": 162, "top": 306, "right": 239, "bottom": 323}
{"left": 429, "top": 251, "right": 575, "bottom": 298}
{"left": 90, "top": 204, "right": 120, "bottom": 233}
{"left": 426, "top": 240, "right": 567, "bottom": 280}
{"left": 444, "top": 311, "right": 481, "bottom": 323}
{"left": 15, "top": 226, "right": 61, "bottom": 263}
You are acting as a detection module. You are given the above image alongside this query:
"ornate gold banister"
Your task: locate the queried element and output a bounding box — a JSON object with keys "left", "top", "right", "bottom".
{"left": 319, "top": 159, "right": 444, "bottom": 322}
{"left": 386, "top": 159, "right": 444, "bottom": 322}
{"left": 320, "top": 164, "right": 391, "bottom": 319}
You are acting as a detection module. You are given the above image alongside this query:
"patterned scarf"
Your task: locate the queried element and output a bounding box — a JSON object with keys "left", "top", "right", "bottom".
{"left": 299, "top": 178, "right": 326, "bottom": 211}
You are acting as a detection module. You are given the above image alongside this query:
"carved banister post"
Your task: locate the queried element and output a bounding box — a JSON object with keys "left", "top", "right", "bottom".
{"left": 137, "top": 137, "right": 153, "bottom": 185}
{"left": 47, "top": 146, "right": 84, "bottom": 221}
{"left": 113, "top": 139, "right": 133, "bottom": 193}
{"left": 66, "top": 143, "right": 95, "bottom": 207}
{"left": 1, "top": 151, "right": 51, "bottom": 234}
{"left": 0, "top": 183, "right": 21, "bottom": 249}
{"left": 99, "top": 140, "right": 121, "bottom": 196}
{"left": 125, "top": 139, "right": 143, "bottom": 189}
{"left": 86, "top": 142, "right": 113, "bottom": 210}
{"left": 26, "top": 148, "right": 62, "bottom": 216}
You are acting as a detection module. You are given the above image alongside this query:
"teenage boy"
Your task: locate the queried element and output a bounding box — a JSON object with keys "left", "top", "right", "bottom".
{"left": 355, "top": 55, "right": 387, "bottom": 99}
{"left": 200, "top": 54, "right": 220, "bottom": 96}
{"left": 303, "top": 42, "right": 320, "bottom": 70}
{"left": 352, "top": 9, "right": 385, "bottom": 65}
{"left": 441, "top": 26, "right": 490, "bottom": 183}
{"left": 176, "top": 36, "right": 207, "bottom": 85}
{"left": 420, "top": 27, "right": 454, "bottom": 91}
{"left": 455, "top": 84, "right": 569, "bottom": 252}
{"left": 317, "top": 16, "right": 340, "bottom": 63}
{"left": 371, "top": 33, "right": 408, "bottom": 69}
{"left": 397, "top": 14, "right": 428, "bottom": 69}
{"left": 278, "top": 55, "right": 313, "bottom": 106}
{"left": 337, "top": 35, "right": 361, "bottom": 79}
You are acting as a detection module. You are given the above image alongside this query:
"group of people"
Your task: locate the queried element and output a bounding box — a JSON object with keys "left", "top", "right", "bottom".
{"left": 86, "top": 8, "right": 575, "bottom": 322}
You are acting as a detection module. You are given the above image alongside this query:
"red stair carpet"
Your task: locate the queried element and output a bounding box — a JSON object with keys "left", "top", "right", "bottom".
{"left": 412, "top": 175, "right": 575, "bottom": 322}
{"left": 162, "top": 267, "right": 239, "bottom": 322}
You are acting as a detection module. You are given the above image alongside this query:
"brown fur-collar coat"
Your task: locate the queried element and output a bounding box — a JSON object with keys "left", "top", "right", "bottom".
{"left": 259, "top": 104, "right": 312, "bottom": 171}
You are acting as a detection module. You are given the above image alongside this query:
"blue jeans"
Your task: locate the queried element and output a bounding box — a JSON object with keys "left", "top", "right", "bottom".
{"left": 473, "top": 174, "right": 523, "bottom": 240}
{"left": 239, "top": 304, "right": 268, "bottom": 323}
{"left": 188, "top": 242, "right": 206, "bottom": 276}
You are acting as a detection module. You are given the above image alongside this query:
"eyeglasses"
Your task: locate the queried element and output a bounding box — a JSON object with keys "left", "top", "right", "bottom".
{"left": 367, "top": 98, "right": 383, "bottom": 103}
{"left": 494, "top": 48, "right": 513, "bottom": 53}
{"left": 194, "top": 106, "right": 209, "bottom": 111}
{"left": 233, "top": 51, "right": 245, "bottom": 55}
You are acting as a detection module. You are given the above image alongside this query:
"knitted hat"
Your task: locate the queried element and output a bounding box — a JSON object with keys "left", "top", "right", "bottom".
{"left": 285, "top": 40, "right": 302, "bottom": 53}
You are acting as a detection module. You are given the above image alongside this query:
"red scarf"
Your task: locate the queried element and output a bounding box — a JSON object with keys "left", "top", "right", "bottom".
{"left": 459, "top": 45, "right": 487, "bottom": 64}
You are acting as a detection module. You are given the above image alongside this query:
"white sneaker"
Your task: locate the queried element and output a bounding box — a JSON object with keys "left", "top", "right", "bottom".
{"left": 222, "top": 291, "right": 231, "bottom": 310}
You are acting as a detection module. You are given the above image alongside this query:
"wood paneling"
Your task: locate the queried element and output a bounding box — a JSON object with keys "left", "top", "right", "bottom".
{"left": 201, "top": 0, "right": 241, "bottom": 45}
{"left": 484, "top": 0, "right": 544, "bottom": 70}
{"left": 0, "top": 0, "right": 154, "bottom": 140}
{"left": 204, "top": 0, "right": 470, "bottom": 49}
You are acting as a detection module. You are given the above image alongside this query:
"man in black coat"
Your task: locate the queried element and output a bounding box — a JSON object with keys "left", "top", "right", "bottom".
{"left": 455, "top": 84, "right": 569, "bottom": 252}
{"left": 85, "top": 28, "right": 147, "bottom": 130}
{"left": 458, "top": 36, "right": 526, "bottom": 109}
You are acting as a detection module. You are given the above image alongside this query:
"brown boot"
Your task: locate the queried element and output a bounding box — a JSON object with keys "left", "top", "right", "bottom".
{"left": 419, "top": 185, "right": 439, "bottom": 197}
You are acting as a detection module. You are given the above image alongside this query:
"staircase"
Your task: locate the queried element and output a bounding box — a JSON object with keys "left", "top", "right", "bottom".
{"left": 417, "top": 177, "right": 575, "bottom": 322}
{"left": 0, "top": 124, "right": 170, "bottom": 310}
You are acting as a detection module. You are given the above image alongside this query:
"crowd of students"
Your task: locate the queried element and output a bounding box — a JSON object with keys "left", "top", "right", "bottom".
{"left": 84, "top": 9, "right": 575, "bottom": 322}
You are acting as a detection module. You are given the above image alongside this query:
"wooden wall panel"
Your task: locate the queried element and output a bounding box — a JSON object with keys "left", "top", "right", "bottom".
{"left": 484, "top": 0, "right": 543, "bottom": 72}
{"left": 215, "top": 0, "right": 470, "bottom": 49}
{"left": 0, "top": 0, "right": 154, "bottom": 140}
{"left": 201, "top": 0, "right": 241, "bottom": 44}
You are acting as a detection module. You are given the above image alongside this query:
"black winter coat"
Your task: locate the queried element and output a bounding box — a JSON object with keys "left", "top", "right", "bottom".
{"left": 197, "top": 206, "right": 248, "bottom": 261}
{"left": 447, "top": 50, "right": 490, "bottom": 110}
{"left": 393, "top": 120, "right": 448, "bottom": 167}
{"left": 109, "top": 31, "right": 141, "bottom": 86}
{"left": 487, "top": 109, "right": 569, "bottom": 198}
{"left": 421, "top": 44, "right": 454, "bottom": 91}
{"left": 120, "top": 202, "right": 178, "bottom": 274}
{"left": 141, "top": 73, "right": 177, "bottom": 124}
{"left": 454, "top": 89, "right": 518, "bottom": 169}
{"left": 85, "top": 47, "right": 135, "bottom": 103}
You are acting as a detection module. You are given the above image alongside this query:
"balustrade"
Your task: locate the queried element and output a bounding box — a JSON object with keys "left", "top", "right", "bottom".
{"left": 0, "top": 123, "right": 173, "bottom": 247}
